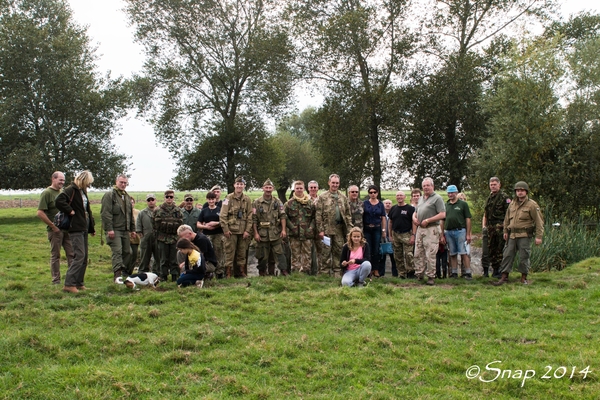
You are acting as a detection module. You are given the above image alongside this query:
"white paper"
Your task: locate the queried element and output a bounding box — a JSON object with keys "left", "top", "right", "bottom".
{"left": 322, "top": 236, "right": 331, "bottom": 246}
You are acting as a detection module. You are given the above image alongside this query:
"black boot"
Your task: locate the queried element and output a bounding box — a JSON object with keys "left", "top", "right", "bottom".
{"left": 442, "top": 265, "right": 447, "bottom": 279}
{"left": 436, "top": 264, "right": 441, "bottom": 279}
{"left": 171, "top": 273, "right": 179, "bottom": 282}
{"left": 483, "top": 267, "right": 489, "bottom": 278}
{"left": 492, "top": 267, "right": 501, "bottom": 279}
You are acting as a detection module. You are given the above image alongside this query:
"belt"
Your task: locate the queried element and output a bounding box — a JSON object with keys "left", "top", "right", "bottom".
{"left": 446, "top": 228, "right": 464, "bottom": 231}
{"left": 367, "top": 224, "right": 381, "bottom": 228}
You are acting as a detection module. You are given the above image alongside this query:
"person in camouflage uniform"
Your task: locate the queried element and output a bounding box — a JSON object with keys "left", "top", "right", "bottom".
{"left": 252, "top": 179, "right": 288, "bottom": 276}
{"left": 181, "top": 193, "right": 201, "bottom": 232}
{"left": 494, "top": 181, "right": 544, "bottom": 286}
{"left": 153, "top": 190, "right": 183, "bottom": 282}
{"left": 308, "top": 180, "right": 322, "bottom": 275}
{"left": 285, "top": 181, "right": 316, "bottom": 274}
{"left": 348, "top": 185, "right": 364, "bottom": 231}
{"left": 220, "top": 177, "right": 253, "bottom": 278}
{"left": 316, "top": 174, "right": 353, "bottom": 277}
{"left": 482, "top": 177, "right": 511, "bottom": 278}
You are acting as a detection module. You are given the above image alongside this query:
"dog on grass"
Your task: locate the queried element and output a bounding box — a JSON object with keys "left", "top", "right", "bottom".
{"left": 116, "top": 272, "right": 160, "bottom": 290}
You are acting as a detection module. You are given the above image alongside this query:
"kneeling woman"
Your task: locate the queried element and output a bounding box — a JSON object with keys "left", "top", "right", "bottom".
{"left": 340, "top": 227, "right": 372, "bottom": 287}
{"left": 176, "top": 238, "right": 206, "bottom": 288}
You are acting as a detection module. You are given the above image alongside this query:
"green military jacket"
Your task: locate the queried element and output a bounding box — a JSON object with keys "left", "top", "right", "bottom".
{"left": 153, "top": 203, "right": 183, "bottom": 244}
{"left": 252, "top": 196, "right": 286, "bottom": 241}
{"left": 349, "top": 200, "right": 364, "bottom": 230}
{"left": 136, "top": 207, "right": 155, "bottom": 237}
{"left": 101, "top": 188, "right": 134, "bottom": 232}
{"left": 484, "top": 191, "right": 511, "bottom": 226}
{"left": 503, "top": 197, "right": 544, "bottom": 240}
{"left": 316, "top": 190, "right": 353, "bottom": 236}
{"left": 181, "top": 206, "right": 202, "bottom": 232}
{"left": 285, "top": 196, "right": 316, "bottom": 241}
{"left": 220, "top": 192, "right": 253, "bottom": 235}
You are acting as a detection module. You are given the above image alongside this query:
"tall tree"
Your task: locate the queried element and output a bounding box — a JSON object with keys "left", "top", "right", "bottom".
{"left": 0, "top": 0, "right": 131, "bottom": 189}
{"left": 125, "top": 0, "right": 296, "bottom": 192}
{"left": 290, "top": 0, "right": 415, "bottom": 190}
{"left": 393, "top": 0, "right": 553, "bottom": 190}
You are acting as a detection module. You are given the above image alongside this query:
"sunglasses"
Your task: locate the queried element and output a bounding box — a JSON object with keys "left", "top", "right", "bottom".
{"left": 369, "top": 191, "right": 377, "bottom": 194}
{"left": 147, "top": 198, "right": 155, "bottom": 202}
{"left": 165, "top": 196, "right": 174, "bottom": 199}
{"left": 349, "top": 191, "right": 358, "bottom": 193}
{"left": 185, "top": 199, "right": 194, "bottom": 202}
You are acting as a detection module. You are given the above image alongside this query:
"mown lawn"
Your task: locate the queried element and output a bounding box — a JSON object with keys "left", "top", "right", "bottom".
{"left": 0, "top": 207, "right": 598, "bottom": 399}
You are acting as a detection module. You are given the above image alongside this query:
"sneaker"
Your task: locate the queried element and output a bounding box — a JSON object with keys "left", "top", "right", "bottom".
{"left": 196, "top": 280, "right": 204, "bottom": 289}
{"left": 450, "top": 273, "right": 458, "bottom": 278}
{"left": 463, "top": 274, "right": 472, "bottom": 281}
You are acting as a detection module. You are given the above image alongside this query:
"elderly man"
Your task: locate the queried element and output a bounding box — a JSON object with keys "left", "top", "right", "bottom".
{"left": 348, "top": 185, "right": 364, "bottom": 231}
{"left": 154, "top": 190, "right": 183, "bottom": 282}
{"left": 285, "top": 180, "right": 316, "bottom": 274}
{"left": 136, "top": 194, "right": 159, "bottom": 273}
{"left": 388, "top": 192, "right": 416, "bottom": 279}
{"left": 37, "top": 171, "right": 74, "bottom": 284}
{"left": 482, "top": 177, "right": 511, "bottom": 278}
{"left": 101, "top": 174, "right": 135, "bottom": 283}
{"left": 252, "top": 179, "right": 288, "bottom": 276}
{"left": 220, "top": 177, "right": 253, "bottom": 278}
{"left": 494, "top": 182, "right": 544, "bottom": 286}
{"left": 412, "top": 178, "right": 446, "bottom": 285}
{"left": 316, "top": 174, "right": 353, "bottom": 277}
{"left": 181, "top": 193, "right": 201, "bottom": 232}
{"left": 444, "top": 185, "right": 473, "bottom": 280}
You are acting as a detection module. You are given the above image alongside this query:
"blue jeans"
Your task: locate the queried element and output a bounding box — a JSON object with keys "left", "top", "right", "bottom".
{"left": 364, "top": 227, "right": 382, "bottom": 275}
{"left": 177, "top": 273, "right": 204, "bottom": 287}
{"left": 444, "top": 228, "right": 467, "bottom": 255}
{"left": 341, "top": 261, "right": 372, "bottom": 287}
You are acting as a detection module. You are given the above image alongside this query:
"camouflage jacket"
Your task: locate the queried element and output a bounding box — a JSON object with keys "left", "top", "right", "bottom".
{"left": 349, "top": 200, "right": 364, "bottom": 230}
{"left": 153, "top": 203, "right": 183, "bottom": 244}
{"left": 484, "top": 191, "right": 511, "bottom": 225}
{"left": 316, "top": 191, "right": 353, "bottom": 236}
{"left": 252, "top": 196, "right": 286, "bottom": 241}
{"left": 285, "top": 197, "right": 316, "bottom": 240}
{"left": 220, "top": 193, "right": 253, "bottom": 235}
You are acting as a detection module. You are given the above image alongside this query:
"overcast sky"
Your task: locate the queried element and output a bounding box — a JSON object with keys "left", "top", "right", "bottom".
{"left": 67, "top": 0, "right": 597, "bottom": 192}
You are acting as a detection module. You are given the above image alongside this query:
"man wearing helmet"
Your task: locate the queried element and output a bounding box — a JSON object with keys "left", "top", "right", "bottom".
{"left": 494, "top": 181, "right": 544, "bottom": 286}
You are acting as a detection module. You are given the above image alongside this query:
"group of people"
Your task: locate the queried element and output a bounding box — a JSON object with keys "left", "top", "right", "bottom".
{"left": 37, "top": 171, "right": 544, "bottom": 292}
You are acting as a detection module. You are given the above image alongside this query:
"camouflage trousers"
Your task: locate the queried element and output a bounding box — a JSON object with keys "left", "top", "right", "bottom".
{"left": 224, "top": 234, "right": 250, "bottom": 277}
{"left": 414, "top": 225, "right": 442, "bottom": 279}
{"left": 311, "top": 239, "right": 323, "bottom": 275}
{"left": 392, "top": 231, "right": 414, "bottom": 278}
{"left": 487, "top": 224, "right": 506, "bottom": 270}
{"left": 255, "top": 238, "right": 287, "bottom": 273}
{"left": 208, "top": 233, "right": 225, "bottom": 275}
{"left": 481, "top": 227, "right": 490, "bottom": 269}
{"left": 318, "top": 225, "right": 345, "bottom": 278}
{"left": 289, "top": 237, "right": 312, "bottom": 273}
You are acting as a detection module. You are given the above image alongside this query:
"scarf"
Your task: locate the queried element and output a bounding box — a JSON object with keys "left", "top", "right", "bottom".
{"left": 292, "top": 192, "right": 310, "bottom": 205}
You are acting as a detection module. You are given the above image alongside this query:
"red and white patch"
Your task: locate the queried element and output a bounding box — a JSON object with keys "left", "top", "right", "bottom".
{"left": 506, "top": 199, "right": 511, "bottom": 203}
{"left": 252, "top": 207, "right": 257, "bottom": 214}
{"left": 222, "top": 198, "right": 229, "bottom": 205}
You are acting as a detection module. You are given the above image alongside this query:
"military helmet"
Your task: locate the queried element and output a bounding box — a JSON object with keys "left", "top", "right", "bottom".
{"left": 514, "top": 181, "right": 529, "bottom": 192}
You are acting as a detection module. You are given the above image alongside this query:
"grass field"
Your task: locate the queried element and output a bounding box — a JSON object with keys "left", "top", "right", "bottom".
{"left": 0, "top": 206, "right": 598, "bottom": 399}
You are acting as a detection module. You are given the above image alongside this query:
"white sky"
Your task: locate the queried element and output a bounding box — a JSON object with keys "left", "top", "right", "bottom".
{"left": 67, "top": 0, "right": 597, "bottom": 191}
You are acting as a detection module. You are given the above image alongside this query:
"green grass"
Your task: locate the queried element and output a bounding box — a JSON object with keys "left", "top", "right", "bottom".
{"left": 1, "top": 208, "right": 599, "bottom": 399}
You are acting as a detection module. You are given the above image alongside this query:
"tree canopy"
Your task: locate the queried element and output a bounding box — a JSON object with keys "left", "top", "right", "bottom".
{"left": 0, "top": 0, "right": 131, "bottom": 189}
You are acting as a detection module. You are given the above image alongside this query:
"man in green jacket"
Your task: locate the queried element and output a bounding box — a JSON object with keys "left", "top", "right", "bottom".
{"left": 101, "top": 174, "right": 135, "bottom": 283}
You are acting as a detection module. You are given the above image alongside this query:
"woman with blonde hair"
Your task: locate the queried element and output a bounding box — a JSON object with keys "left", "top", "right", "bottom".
{"left": 56, "top": 170, "right": 96, "bottom": 293}
{"left": 339, "top": 227, "right": 372, "bottom": 287}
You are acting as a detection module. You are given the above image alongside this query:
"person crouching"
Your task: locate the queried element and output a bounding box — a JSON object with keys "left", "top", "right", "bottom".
{"left": 340, "top": 227, "right": 372, "bottom": 287}
{"left": 176, "top": 238, "right": 206, "bottom": 288}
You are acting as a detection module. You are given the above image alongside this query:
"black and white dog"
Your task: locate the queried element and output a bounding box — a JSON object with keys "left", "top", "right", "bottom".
{"left": 116, "top": 272, "right": 160, "bottom": 290}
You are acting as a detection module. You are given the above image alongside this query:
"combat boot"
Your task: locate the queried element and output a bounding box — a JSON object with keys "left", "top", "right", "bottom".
{"left": 493, "top": 272, "right": 509, "bottom": 286}
{"left": 520, "top": 273, "right": 529, "bottom": 285}
{"left": 258, "top": 269, "right": 267, "bottom": 277}
{"left": 171, "top": 274, "right": 179, "bottom": 282}
{"left": 113, "top": 269, "right": 122, "bottom": 283}
{"left": 226, "top": 267, "right": 232, "bottom": 279}
{"left": 483, "top": 267, "right": 489, "bottom": 278}
{"left": 492, "top": 267, "right": 501, "bottom": 279}
{"left": 240, "top": 264, "right": 247, "bottom": 278}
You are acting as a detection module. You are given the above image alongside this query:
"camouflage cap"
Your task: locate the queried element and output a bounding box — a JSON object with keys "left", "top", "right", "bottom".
{"left": 146, "top": 193, "right": 156, "bottom": 201}
{"left": 184, "top": 193, "right": 194, "bottom": 200}
{"left": 235, "top": 176, "right": 245, "bottom": 184}
{"left": 262, "top": 178, "right": 274, "bottom": 187}
{"left": 210, "top": 185, "right": 222, "bottom": 192}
